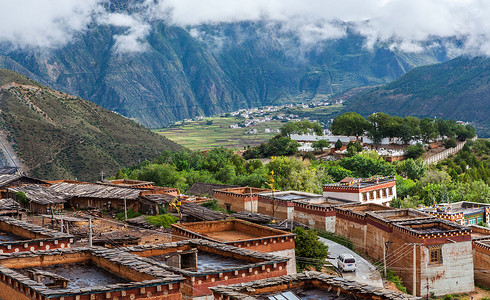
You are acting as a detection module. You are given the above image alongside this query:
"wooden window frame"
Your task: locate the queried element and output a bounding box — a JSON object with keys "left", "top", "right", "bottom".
{"left": 429, "top": 247, "right": 442, "bottom": 264}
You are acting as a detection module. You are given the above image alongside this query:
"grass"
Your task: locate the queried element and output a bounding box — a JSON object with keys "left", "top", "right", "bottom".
{"left": 155, "top": 117, "right": 285, "bottom": 150}
{"left": 146, "top": 214, "right": 179, "bottom": 228}
{"left": 115, "top": 209, "right": 141, "bottom": 221}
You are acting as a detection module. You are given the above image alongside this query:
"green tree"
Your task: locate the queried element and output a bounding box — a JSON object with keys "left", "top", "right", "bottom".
{"left": 367, "top": 112, "right": 391, "bottom": 144}
{"left": 334, "top": 139, "right": 343, "bottom": 150}
{"left": 280, "top": 120, "right": 323, "bottom": 136}
{"left": 404, "top": 143, "right": 424, "bottom": 159}
{"left": 420, "top": 118, "right": 436, "bottom": 142}
{"left": 312, "top": 139, "right": 330, "bottom": 151}
{"left": 293, "top": 227, "right": 329, "bottom": 271}
{"left": 395, "top": 159, "right": 426, "bottom": 180}
{"left": 331, "top": 112, "right": 369, "bottom": 138}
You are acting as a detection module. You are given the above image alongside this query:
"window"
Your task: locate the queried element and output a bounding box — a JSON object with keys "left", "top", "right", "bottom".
{"left": 477, "top": 216, "right": 483, "bottom": 224}
{"left": 388, "top": 187, "right": 393, "bottom": 196}
{"left": 468, "top": 218, "right": 477, "bottom": 225}
{"left": 362, "top": 193, "right": 368, "bottom": 202}
{"left": 225, "top": 203, "right": 231, "bottom": 211}
{"left": 382, "top": 189, "right": 387, "bottom": 197}
{"left": 370, "top": 191, "right": 375, "bottom": 199}
{"left": 429, "top": 247, "right": 442, "bottom": 264}
{"left": 376, "top": 190, "right": 381, "bottom": 198}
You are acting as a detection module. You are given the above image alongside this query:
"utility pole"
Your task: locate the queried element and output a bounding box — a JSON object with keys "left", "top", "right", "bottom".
{"left": 124, "top": 197, "right": 127, "bottom": 221}
{"left": 88, "top": 217, "right": 93, "bottom": 247}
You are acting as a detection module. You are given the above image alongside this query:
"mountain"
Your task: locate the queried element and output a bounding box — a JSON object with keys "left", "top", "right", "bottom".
{"left": 0, "top": 18, "right": 453, "bottom": 128}
{"left": 0, "top": 69, "right": 182, "bottom": 181}
{"left": 340, "top": 56, "right": 490, "bottom": 135}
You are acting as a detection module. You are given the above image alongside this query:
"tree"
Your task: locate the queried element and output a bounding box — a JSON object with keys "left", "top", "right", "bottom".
{"left": 312, "top": 139, "right": 330, "bottom": 152}
{"left": 367, "top": 113, "right": 391, "bottom": 144}
{"left": 280, "top": 120, "right": 323, "bottom": 136}
{"left": 334, "top": 139, "right": 343, "bottom": 150}
{"left": 404, "top": 143, "right": 424, "bottom": 159}
{"left": 330, "top": 112, "right": 369, "bottom": 138}
{"left": 395, "top": 159, "right": 426, "bottom": 180}
{"left": 454, "top": 124, "right": 476, "bottom": 141}
{"left": 420, "top": 118, "right": 436, "bottom": 142}
{"left": 293, "top": 227, "right": 329, "bottom": 271}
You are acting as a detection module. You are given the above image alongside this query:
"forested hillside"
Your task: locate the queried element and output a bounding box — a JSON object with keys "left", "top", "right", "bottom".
{"left": 342, "top": 57, "right": 490, "bottom": 135}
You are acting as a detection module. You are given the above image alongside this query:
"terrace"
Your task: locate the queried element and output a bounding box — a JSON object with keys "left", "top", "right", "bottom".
{"left": 0, "top": 247, "right": 184, "bottom": 300}
{"left": 172, "top": 219, "right": 293, "bottom": 244}
{"left": 259, "top": 191, "right": 324, "bottom": 203}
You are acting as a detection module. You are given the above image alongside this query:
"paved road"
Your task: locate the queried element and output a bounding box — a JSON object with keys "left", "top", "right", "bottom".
{"left": 319, "top": 237, "right": 384, "bottom": 288}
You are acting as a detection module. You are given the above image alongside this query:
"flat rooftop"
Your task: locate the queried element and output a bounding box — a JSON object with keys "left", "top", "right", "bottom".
{"left": 0, "top": 247, "right": 184, "bottom": 298}
{"left": 172, "top": 219, "right": 293, "bottom": 243}
{"left": 337, "top": 203, "right": 394, "bottom": 214}
{"left": 421, "top": 201, "right": 490, "bottom": 215}
{"left": 259, "top": 191, "right": 324, "bottom": 202}
{"left": 127, "top": 239, "right": 288, "bottom": 275}
{"left": 395, "top": 219, "right": 470, "bottom": 236}
{"left": 18, "top": 261, "right": 130, "bottom": 289}
{"left": 215, "top": 187, "right": 271, "bottom": 195}
{"left": 324, "top": 176, "right": 395, "bottom": 190}
{"left": 372, "top": 209, "right": 432, "bottom": 222}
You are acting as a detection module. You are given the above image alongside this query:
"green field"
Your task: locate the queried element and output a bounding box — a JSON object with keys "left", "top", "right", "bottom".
{"left": 155, "top": 117, "right": 286, "bottom": 150}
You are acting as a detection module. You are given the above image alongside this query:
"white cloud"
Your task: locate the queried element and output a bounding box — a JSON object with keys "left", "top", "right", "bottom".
{"left": 0, "top": 0, "right": 103, "bottom": 49}
{"left": 99, "top": 13, "right": 150, "bottom": 53}
{"left": 1, "top": 0, "right": 490, "bottom": 55}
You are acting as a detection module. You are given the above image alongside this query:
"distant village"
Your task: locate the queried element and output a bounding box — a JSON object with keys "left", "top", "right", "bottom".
{"left": 0, "top": 168, "right": 487, "bottom": 299}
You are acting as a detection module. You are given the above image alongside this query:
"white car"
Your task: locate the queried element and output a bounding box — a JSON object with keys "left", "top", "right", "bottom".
{"left": 337, "top": 254, "right": 356, "bottom": 272}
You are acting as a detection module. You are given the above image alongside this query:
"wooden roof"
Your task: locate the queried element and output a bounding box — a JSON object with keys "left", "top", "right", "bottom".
{"left": 9, "top": 184, "right": 67, "bottom": 205}
{"left": 140, "top": 194, "right": 176, "bottom": 204}
{"left": 180, "top": 202, "right": 228, "bottom": 221}
{"left": 49, "top": 182, "right": 140, "bottom": 200}
{"left": 0, "top": 174, "right": 46, "bottom": 188}
{"left": 187, "top": 182, "right": 238, "bottom": 196}
{"left": 0, "top": 198, "right": 19, "bottom": 210}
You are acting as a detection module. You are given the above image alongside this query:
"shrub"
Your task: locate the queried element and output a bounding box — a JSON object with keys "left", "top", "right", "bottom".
{"left": 201, "top": 200, "right": 227, "bottom": 213}
{"left": 386, "top": 269, "right": 408, "bottom": 294}
{"left": 115, "top": 209, "right": 141, "bottom": 221}
{"left": 15, "top": 191, "right": 28, "bottom": 205}
{"left": 146, "top": 214, "right": 178, "bottom": 228}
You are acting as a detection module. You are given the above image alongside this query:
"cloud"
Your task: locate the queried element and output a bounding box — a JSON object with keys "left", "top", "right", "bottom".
{"left": 0, "top": 0, "right": 103, "bottom": 49}
{"left": 98, "top": 13, "right": 151, "bottom": 53}
{"left": 1, "top": 0, "right": 490, "bottom": 55}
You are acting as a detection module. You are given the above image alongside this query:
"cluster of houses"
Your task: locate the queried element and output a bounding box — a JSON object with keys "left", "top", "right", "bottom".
{"left": 0, "top": 173, "right": 488, "bottom": 299}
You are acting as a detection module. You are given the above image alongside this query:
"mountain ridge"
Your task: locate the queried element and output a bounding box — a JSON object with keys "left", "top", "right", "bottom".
{"left": 0, "top": 68, "right": 183, "bottom": 181}
{"left": 0, "top": 20, "right": 454, "bottom": 128}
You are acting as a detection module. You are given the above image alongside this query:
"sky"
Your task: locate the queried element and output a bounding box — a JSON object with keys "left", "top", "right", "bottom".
{"left": 0, "top": 0, "right": 489, "bottom": 54}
